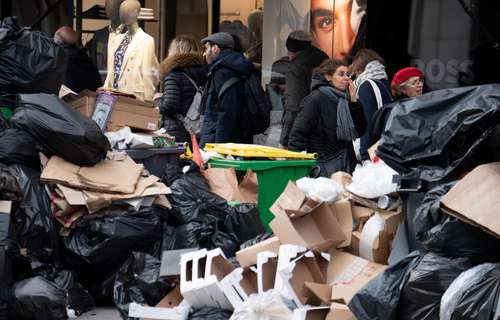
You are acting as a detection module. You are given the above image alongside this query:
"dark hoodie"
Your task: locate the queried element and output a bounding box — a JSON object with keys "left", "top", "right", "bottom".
{"left": 200, "top": 50, "right": 254, "bottom": 147}
{"left": 159, "top": 53, "right": 206, "bottom": 143}
{"left": 288, "top": 74, "right": 367, "bottom": 175}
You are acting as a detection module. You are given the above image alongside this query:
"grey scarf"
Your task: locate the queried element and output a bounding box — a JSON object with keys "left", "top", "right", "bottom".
{"left": 353, "top": 60, "right": 388, "bottom": 96}
{"left": 318, "top": 86, "right": 359, "bottom": 142}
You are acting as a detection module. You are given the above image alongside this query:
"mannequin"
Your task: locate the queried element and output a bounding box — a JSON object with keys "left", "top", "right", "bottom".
{"left": 103, "top": 0, "right": 159, "bottom": 101}
{"left": 85, "top": 0, "right": 126, "bottom": 82}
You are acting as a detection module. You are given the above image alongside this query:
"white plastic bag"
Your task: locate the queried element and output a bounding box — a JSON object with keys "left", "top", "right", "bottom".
{"left": 230, "top": 291, "right": 293, "bottom": 320}
{"left": 296, "top": 177, "right": 342, "bottom": 203}
{"left": 347, "top": 162, "right": 398, "bottom": 199}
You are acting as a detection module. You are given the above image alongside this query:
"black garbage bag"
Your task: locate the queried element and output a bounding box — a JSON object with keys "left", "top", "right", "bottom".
{"left": 224, "top": 204, "right": 266, "bottom": 245}
{"left": 114, "top": 252, "right": 174, "bottom": 319}
{"left": 188, "top": 307, "right": 232, "bottom": 320}
{"left": 349, "top": 250, "right": 426, "bottom": 320}
{"left": 10, "top": 276, "right": 67, "bottom": 320}
{"left": 0, "top": 17, "right": 67, "bottom": 95}
{"left": 148, "top": 223, "right": 176, "bottom": 260}
{"left": 239, "top": 233, "right": 274, "bottom": 250}
{"left": 377, "top": 84, "right": 500, "bottom": 182}
{"left": 64, "top": 208, "right": 162, "bottom": 278}
{"left": 0, "top": 163, "right": 22, "bottom": 201}
{"left": 0, "top": 209, "right": 14, "bottom": 318}
{"left": 175, "top": 220, "right": 239, "bottom": 258}
{"left": 414, "top": 182, "right": 500, "bottom": 262}
{"left": 53, "top": 270, "right": 94, "bottom": 316}
{"left": 169, "top": 172, "right": 231, "bottom": 225}
{"left": 10, "top": 93, "right": 109, "bottom": 167}
{"left": 0, "top": 128, "right": 40, "bottom": 168}
{"left": 8, "top": 164, "right": 59, "bottom": 270}
{"left": 397, "top": 252, "right": 474, "bottom": 320}
{"left": 440, "top": 263, "right": 500, "bottom": 320}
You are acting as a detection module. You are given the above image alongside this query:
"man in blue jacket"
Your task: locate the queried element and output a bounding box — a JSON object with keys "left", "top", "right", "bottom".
{"left": 199, "top": 32, "right": 254, "bottom": 147}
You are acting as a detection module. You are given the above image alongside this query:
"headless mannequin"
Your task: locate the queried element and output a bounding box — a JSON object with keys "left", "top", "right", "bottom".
{"left": 105, "top": 0, "right": 125, "bottom": 30}
{"left": 103, "top": 0, "right": 159, "bottom": 101}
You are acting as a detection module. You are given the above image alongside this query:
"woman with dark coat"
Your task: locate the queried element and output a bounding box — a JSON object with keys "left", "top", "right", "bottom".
{"left": 158, "top": 35, "right": 207, "bottom": 143}
{"left": 288, "top": 59, "right": 367, "bottom": 177}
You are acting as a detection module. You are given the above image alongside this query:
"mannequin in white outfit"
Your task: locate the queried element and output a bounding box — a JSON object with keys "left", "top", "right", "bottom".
{"left": 103, "top": 0, "right": 159, "bottom": 101}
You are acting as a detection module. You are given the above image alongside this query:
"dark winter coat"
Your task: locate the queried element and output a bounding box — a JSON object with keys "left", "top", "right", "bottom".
{"left": 280, "top": 45, "right": 329, "bottom": 147}
{"left": 199, "top": 50, "right": 254, "bottom": 147}
{"left": 62, "top": 45, "right": 102, "bottom": 93}
{"left": 159, "top": 53, "right": 207, "bottom": 143}
{"left": 357, "top": 79, "right": 393, "bottom": 160}
{"left": 288, "top": 76, "right": 367, "bottom": 175}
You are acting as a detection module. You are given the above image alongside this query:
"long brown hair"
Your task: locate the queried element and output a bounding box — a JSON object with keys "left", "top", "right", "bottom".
{"left": 349, "top": 49, "right": 385, "bottom": 76}
{"left": 167, "top": 35, "right": 200, "bottom": 56}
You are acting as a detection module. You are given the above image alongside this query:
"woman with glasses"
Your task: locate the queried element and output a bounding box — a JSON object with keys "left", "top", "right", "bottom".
{"left": 391, "top": 67, "right": 425, "bottom": 99}
{"left": 288, "top": 59, "right": 367, "bottom": 176}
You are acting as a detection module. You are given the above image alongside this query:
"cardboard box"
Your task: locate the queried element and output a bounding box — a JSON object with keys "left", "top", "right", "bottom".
{"left": 358, "top": 212, "right": 403, "bottom": 264}
{"left": 329, "top": 199, "right": 353, "bottom": 248}
{"left": 236, "top": 236, "right": 281, "bottom": 268}
{"left": 68, "top": 90, "right": 160, "bottom": 132}
{"left": 293, "top": 306, "right": 331, "bottom": 320}
{"left": 327, "top": 251, "right": 386, "bottom": 304}
{"left": 279, "top": 251, "right": 330, "bottom": 307}
{"left": 270, "top": 203, "right": 347, "bottom": 252}
{"left": 441, "top": 162, "right": 500, "bottom": 238}
{"left": 326, "top": 303, "right": 356, "bottom": 320}
{"left": 270, "top": 181, "right": 320, "bottom": 217}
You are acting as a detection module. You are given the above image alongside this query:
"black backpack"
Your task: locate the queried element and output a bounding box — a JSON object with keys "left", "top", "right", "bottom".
{"left": 218, "top": 72, "right": 271, "bottom": 135}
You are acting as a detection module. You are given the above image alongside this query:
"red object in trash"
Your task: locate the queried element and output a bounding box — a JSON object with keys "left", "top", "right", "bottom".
{"left": 191, "top": 134, "right": 204, "bottom": 169}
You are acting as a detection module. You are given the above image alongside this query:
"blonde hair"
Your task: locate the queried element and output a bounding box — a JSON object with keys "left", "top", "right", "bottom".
{"left": 168, "top": 35, "right": 200, "bottom": 56}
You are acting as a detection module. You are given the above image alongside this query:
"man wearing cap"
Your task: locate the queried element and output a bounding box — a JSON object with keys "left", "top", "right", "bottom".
{"left": 281, "top": 30, "right": 328, "bottom": 148}
{"left": 199, "top": 32, "right": 254, "bottom": 147}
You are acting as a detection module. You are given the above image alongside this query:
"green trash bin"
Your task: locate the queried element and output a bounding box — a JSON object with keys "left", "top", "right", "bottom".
{"left": 209, "top": 158, "right": 316, "bottom": 231}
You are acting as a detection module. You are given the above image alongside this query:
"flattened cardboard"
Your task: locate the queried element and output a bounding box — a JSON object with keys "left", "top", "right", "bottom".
{"left": 441, "top": 162, "right": 500, "bottom": 238}
{"left": 236, "top": 236, "right": 281, "bottom": 268}
{"left": 0, "top": 201, "right": 12, "bottom": 214}
{"left": 68, "top": 90, "right": 160, "bottom": 132}
{"left": 329, "top": 200, "right": 353, "bottom": 248}
{"left": 270, "top": 204, "right": 347, "bottom": 252}
{"left": 56, "top": 185, "right": 86, "bottom": 206}
{"left": 327, "top": 251, "right": 386, "bottom": 304}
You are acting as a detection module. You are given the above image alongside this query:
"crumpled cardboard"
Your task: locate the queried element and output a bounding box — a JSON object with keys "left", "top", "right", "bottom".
{"left": 236, "top": 236, "right": 281, "bottom": 268}
{"left": 41, "top": 155, "right": 143, "bottom": 194}
{"left": 270, "top": 203, "right": 347, "bottom": 252}
{"left": 441, "top": 162, "right": 500, "bottom": 238}
{"left": 329, "top": 199, "right": 353, "bottom": 248}
{"left": 270, "top": 181, "right": 320, "bottom": 217}
{"left": 203, "top": 168, "right": 258, "bottom": 204}
{"left": 327, "top": 251, "right": 386, "bottom": 304}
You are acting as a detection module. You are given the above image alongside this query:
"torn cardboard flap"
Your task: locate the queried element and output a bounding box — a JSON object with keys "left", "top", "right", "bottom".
{"left": 441, "top": 162, "right": 500, "bottom": 238}
{"left": 236, "top": 236, "right": 281, "bottom": 268}
{"left": 329, "top": 199, "right": 353, "bottom": 248}
{"left": 327, "top": 251, "right": 386, "bottom": 304}
{"left": 270, "top": 181, "right": 320, "bottom": 217}
{"left": 270, "top": 203, "right": 347, "bottom": 252}
{"left": 280, "top": 251, "right": 330, "bottom": 306}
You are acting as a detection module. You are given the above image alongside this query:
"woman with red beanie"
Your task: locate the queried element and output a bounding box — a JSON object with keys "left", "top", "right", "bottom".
{"left": 391, "top": 67, "right": 425, "bottom": 99}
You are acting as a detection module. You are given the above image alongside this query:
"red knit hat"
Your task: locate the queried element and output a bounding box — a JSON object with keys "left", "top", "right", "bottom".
{"left": 391, "top": 67, "right": 424, "bottom": 86}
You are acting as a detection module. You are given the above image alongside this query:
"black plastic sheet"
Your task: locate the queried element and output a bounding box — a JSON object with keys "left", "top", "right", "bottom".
{"left": 414, "top": 182, "right": 500, "bottom": 262}
{"left": 53, "top": 270, "right": 94, "bottom": 316}
{"left": 8, "top": 164, "right": 59, "bottom": 270}
{"left": 113, "top": 252, "right": 174, "bottom": 319}
{"left": 64, "top": 208, "right": 162, "bottom": 278}
{"left": 11, "top": 93, "right": 109, "bottom": 167}
{"left": 188, "top": 307, "right": 233, "bottom": 320}
{"left": 224, "top": 204, "right": 265, "bottom": 245}
{"left": 0, "top": 163, "right": 22, "bottom": 201}
{"left": 397, "top": 252, "right": 474, "bottom": 320}
{"left": 0, "top": 17, "right": 67, "bottom": 95}
{"left": 0, "top": 128, "right": 40, "bottom": 168}
{"left": 10, "top": 276, "right": 67, "bottom": 320}
{"left": 377, "top": 84, "right": 500, "bottom": 181}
